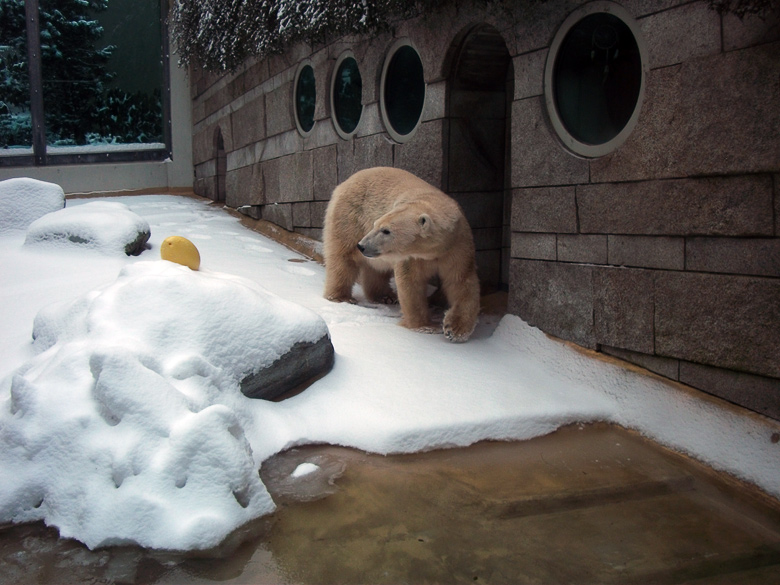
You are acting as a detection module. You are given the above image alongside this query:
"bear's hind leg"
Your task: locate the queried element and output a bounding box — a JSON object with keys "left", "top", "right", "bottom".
{"left": 359, "top": 266, "right": 396, "bottom": 304}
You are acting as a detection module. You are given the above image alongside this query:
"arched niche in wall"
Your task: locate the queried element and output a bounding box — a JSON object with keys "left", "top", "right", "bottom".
{"left": 545, "top": 1, "right": 648, "bottom": 157}
{"left": 214, "top": 126, "right": 226, "bottom": 203}
{"left": 446, "top": 23, "right": 512, "bottom": 291}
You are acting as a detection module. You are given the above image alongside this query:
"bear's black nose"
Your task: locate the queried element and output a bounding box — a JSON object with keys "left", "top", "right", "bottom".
{"left": 357, "top": 243, "right": 365, "bottom": 253}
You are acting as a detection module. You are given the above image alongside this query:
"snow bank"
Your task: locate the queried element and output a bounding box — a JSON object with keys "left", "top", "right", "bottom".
{"left": 24, "top": 201, "right": 151, "bottom": 255}
{"left": 0, "top": 178, "right": 65, "bottom": 234}
{"left": 1, "top": 194, "right": 777, "bottom": 553}
{"left": 0, "top": 260, "right": 329, "bottom": 550}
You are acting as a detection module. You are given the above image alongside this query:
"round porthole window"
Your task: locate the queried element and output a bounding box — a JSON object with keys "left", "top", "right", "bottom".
{"left": 294, "top": 61, "right": 316, "bottom": 136}
{"left": 380, "top": 39, "right": 426, "bottom": 143}
{"left": 331, "top": 51, "right": 363, "bottom": 139}
{"left": 545, "top": 2, "right": 647, "bottom": 157}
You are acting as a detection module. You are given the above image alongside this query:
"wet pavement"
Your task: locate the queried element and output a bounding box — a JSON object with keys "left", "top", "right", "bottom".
{"left": 2, "top": 423, "right": 780, "bottom": 584}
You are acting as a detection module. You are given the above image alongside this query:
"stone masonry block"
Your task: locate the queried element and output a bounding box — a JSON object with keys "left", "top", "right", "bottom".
{"left": 395, "top": 120, "right": 446, "bottom": 189}
{"left": 292, "top": 202, "right": 312, "bottom": 228}
{"left": 278, "top": 152, "right": 312, "bottom": 203}
{"left": 608, "top": 235, "right": 684, "bottom": 270}
{"left": 355, "top": 102, "right": 384, "bottom": 138}
{"left": 509, "top": 259, "right": 596, "bottom": 349}
{"left": 600, "top": 345, "right": 680, "bottom": 382}
{"left": 511, "top": 232, "right": 556, "bottom": 261}
{"left": 226, "top": 163, "right": 263, "bottom": 209}
{"left": 655, "top": 272, "right": 780, "bottom": 379}
{"left": 265, "top": 81, "right": 294, "bottom": 137}
{"left": 311, "top": 201, "right": 329, "bottom": 230}
{"left": 193, "top": 123, "right": 231, "bottom": 166}
{"left": 422, "top": 80, "right": 446, "bottom": 122}
{"left": 350, "top": 134, "right": 394, "bottom": 178}
{"left": 311, "top": 145, "right": 338, "bottom": 201}
{"left": 591, "top": 42, "right": 780, "bottom": 181}
{"left": 686, "top": 237, "right": 780, "bottom": 278}
{"left": 262, "top": 203, "right": 293, "bottom": 231}
{"left": 261, "top": 158, "right": 282, "bottom": 204}
{"left": 593, "top": 267, "right": 655, "bottom": 354}
{"left": 513, "top": 49, "right": 546, "bottom": 101}
{"left": 511, "top": 98, "right": 589, "bottom": 188}
{"left": 231, "top": 96, "right": 266, "bottom": 150}
{"left": 638, "top": 1, "right": 721, "bottom": 69}
{"left": 512, "top": 187, "right": 577, "bottom": 233}
{"left": 723, "top": 9, "right": 780, "bottom": 52}
{"left": 679, "top": 361, "right": 780, "bottom": 421}
{"left": 557, "top": 235, "right": 608, "bottom": 264}
{"left": 578, "top": 176, "right": 774, "bottom": 236}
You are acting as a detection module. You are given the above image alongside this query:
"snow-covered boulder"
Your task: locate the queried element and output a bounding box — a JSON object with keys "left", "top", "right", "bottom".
{"left": 24, "top": 201, "right": 151, "bottom": 255}
{"left": 0, "top": 177, "right": 65, "bottom": 234}
{"left": 0, "top": 261, "right": 333, "bottom": 550}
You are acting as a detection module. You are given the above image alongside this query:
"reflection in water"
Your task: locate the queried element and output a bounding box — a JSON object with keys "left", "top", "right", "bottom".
{"left": 2, "top": 425, "right": 780, "bottom": 584}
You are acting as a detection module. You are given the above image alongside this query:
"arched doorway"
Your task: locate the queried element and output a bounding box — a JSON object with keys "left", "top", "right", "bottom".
{"left": 447, "top": 24, "right": 512, "bottom": 292}
{"left": 214, "top": 127, "right": 226, "bottom": 203}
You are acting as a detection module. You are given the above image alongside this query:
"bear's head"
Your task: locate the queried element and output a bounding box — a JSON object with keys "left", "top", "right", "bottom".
{"left": 357, "top": 201, "right": 441, "bottom": 261}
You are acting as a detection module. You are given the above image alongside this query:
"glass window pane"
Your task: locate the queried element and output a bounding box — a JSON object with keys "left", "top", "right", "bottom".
{"left": 384, "top": 45, "right": 425, "bottom": 137}
{"left": 333, "top": 56, "right": 362, "bottom": 136}
{"left": 295, "top": 63, "right": 315, "bottom": 134}
{"left": 553, "top": 13, "right": 642, "bottom": 146}
{"left": 0, "top": 0, "right": 33, "bottom": 151}
{"left": 40, "top": 0, "right": 164, "bottom": 150}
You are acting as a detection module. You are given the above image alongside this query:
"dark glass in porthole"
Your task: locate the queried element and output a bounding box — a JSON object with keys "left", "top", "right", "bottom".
{"left": 295, "top": 64, "right": 316, "bottom": 133}
{"left": 553, "top": 13, "right": 642, "bottom": 146}
{"left": 333, "top": 57, "right": 362, "bottom": 135}
{"left": 384, "top": 45, "right": 425, "bottom": 136}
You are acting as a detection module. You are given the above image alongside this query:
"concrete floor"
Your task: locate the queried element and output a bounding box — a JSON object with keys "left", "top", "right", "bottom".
{"left": 2, "top": 423, "right": 780, "bottom": 584}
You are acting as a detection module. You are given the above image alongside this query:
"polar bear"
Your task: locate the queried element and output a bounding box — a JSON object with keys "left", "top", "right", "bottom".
{"left": 323, "top": 167, "right": 480, "bottom": 342}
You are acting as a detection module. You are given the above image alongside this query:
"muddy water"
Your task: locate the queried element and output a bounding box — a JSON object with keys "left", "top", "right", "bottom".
{"left": 2, "top": 424, "right": 780, "bottom": 584}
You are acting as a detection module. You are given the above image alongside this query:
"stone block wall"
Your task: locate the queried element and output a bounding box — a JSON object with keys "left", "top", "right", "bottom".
{"left": 509, "top": 1, "right": 780, "bottom": 420}
{"left": 189, "top": 0, "right": 780, "bottom": 420}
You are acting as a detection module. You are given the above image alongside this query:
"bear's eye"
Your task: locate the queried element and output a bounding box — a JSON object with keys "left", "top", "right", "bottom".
{"left": 381, "top": 228, "right": 391, "bottom": 235}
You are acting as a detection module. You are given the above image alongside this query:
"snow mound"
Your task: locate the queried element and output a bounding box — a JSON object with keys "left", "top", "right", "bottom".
{"left": 24, "top": 201, "right": 151, "bottom": 256}
{"left": 0, "top": 177, "right": 65, "bottom": 234}
{"left": 0, "top": 261, "right": 330, "bottom": 550}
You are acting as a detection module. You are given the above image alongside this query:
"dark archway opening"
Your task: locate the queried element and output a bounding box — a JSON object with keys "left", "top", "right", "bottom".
{"left": 214, "top": 127, "right": 226, "bottom": 203}
{"left": 447, "top": 24, "right": 512, "bottom": 293}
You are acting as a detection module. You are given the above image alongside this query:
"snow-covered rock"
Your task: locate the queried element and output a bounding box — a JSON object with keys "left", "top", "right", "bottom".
{"left": 0, "top": 177, "right": 65, "bottom": 234}
{"left": 0, "top": 260, "right": 332, "bottom": 550}
{"left": 24, "top": 201, "right": 151, "bottom": 255}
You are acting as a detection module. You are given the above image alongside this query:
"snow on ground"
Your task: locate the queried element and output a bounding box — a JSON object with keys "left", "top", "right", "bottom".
{"left": 0, "top": 189, "right": 778, "bottom": 552}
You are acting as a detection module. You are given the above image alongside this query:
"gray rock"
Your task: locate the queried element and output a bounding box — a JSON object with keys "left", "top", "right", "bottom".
{"left": 240, "top": 333, "right": 335, "bottom": 400}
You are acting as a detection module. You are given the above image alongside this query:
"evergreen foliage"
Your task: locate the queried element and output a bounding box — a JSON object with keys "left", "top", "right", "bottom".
{"left": 172, "top": 0, "right": 777, "bottom": 72}
{"left": 0, "top": 0, "right": 162, "bottom": 148}
{"left": 171, "top": 0, "right": 426, "bottom": 72}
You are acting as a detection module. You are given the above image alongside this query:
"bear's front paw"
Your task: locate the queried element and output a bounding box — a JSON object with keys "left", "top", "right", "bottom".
{"left": 443, "top": 312, "right": 476, "bottom": 343}
{"left": 414, "top": 325, "right": 441, "bottom": 335}
{"left": 398, "top": 317, "right": 438, "bottom": 334}
{"left": 325, "top": 293, "right": 358, "bottom": 304}
{"left": 368, "top": 292, "right": 398, "bottom": 305}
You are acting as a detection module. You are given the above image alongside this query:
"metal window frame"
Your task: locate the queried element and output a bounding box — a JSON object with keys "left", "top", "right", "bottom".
{"left": 1, "top": 0, "right": 172, "bottom": 168}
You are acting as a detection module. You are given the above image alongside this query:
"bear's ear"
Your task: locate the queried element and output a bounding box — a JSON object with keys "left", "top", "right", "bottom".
{"left": 418, "top": 213, "right": 432, "bottom": 235}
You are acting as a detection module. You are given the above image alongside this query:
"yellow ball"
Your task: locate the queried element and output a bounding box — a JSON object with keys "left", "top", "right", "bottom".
{"left": 160, "top": 236, "right": 200, "bottom": 270}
